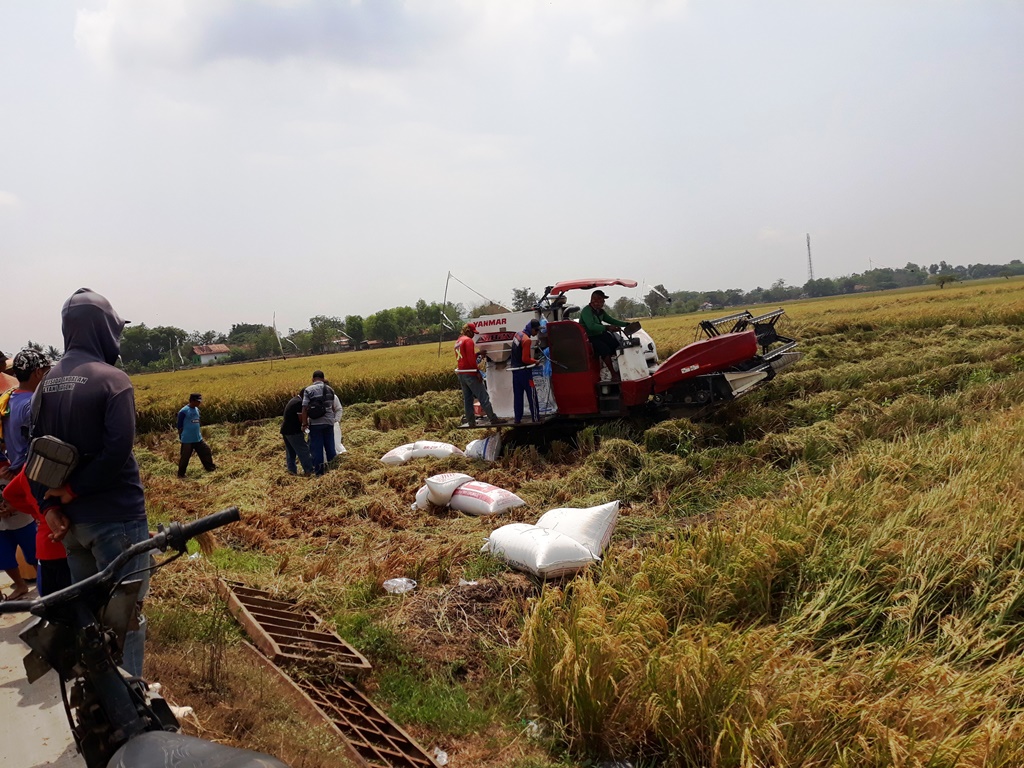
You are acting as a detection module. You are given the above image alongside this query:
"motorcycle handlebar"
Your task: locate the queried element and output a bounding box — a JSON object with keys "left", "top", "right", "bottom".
{"left": 0, "top": 506, "right": 241, "bottom": 618}
{"left": 166, "top": 507, "right": 241, "bottom": 552}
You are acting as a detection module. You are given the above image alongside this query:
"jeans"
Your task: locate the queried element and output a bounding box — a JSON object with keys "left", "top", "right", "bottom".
{"left": 307, "top": 424, "right": 336, "bottom": 475}
{"left": 38, "top": 558, "right": 73, "bottom": 597}
{"left": 512, "top": 368, "right": 539, "bottom": 423}
{"left": 63, "top": 519, "right": 151, "bottom": 677}
{"left": 458, "top": 373, "right": 497, "bottom": 424}
{"left": 178, "top": 440, "right": 216, "bottom": 477}
{"left": 283, "top": 433, "right": 314, "bottom": 475}
{"left": 0, "top": 520, "right": 37, "bottom": 571}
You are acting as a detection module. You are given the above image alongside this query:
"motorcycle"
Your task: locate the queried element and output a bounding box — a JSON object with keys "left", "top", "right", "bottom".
{"left": 0, "top": 507, "right": 289, "bottom": 768}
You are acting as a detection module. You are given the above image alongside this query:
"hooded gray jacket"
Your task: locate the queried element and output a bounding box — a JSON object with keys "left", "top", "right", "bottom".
{"left": 34, "top": 289, "right": 146, "bottom": 524}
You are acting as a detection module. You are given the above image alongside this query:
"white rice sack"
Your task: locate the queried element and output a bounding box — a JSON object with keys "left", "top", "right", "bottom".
{"left": 411, "top": 441, "right": 465, "bottom": 459}
{"left": 482, "top": 524, "right": 598, "bottom": 578}
{"left": 535, "top": 501, "right": 620, "bottom": 557}
{"left": 465, "top": 434, "right": 501, "bottom": 462}
{"left": 412, "top": 485, "right": 431, "bottom": 511}
{"left": 380, "top": 444, "right": 415, "bottom": 465}
{"left": 425, "top": 472, "right": 475, "bottom": 506}
{"left": 482, "top": 433, "right": 502, "bottom": 462}
{"left": 449, "top": 481, "right": 526, "bottom": 516}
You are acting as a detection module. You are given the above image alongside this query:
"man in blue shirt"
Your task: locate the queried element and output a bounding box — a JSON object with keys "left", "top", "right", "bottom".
{"left": 177, "top": 393, "right": 216, "bottom": 478}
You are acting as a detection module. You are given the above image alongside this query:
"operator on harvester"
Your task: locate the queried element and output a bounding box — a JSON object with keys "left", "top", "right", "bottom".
{"left": 579, "top": 289, "right": 630, "bottom": 380}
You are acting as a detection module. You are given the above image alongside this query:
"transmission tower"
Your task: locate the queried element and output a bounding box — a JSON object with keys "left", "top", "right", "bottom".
{"left": 806, "top": 233, "right": 814, "bottom": 281}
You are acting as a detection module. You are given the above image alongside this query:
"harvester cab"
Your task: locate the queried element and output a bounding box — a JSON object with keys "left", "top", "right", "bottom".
{"left": 462, "top": 279, "right": 800, "bottom": 428}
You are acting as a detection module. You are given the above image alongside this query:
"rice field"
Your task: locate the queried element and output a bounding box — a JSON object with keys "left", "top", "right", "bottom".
{"left": 138, "top": 277, "right": 1024, "bottom": 767}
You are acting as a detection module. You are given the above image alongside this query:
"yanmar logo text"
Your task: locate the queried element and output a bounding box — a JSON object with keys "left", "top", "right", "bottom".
{"left": 679, "top": 364, "right": 699, "bottom": 375}
{"left": 475, "top": 318, "right": 508, "bottom": 328}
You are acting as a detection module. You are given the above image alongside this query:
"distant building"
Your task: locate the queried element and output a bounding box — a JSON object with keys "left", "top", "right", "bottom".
{"left": 193, "top": 344, "right": 231, "bottom": 365}
{"left": 700, "top": 302, "right": 718, "bottom": 311}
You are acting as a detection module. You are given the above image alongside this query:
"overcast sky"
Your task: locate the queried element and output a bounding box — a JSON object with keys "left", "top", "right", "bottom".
{"left": 2, "top": 0, "right": 1022, "bottom": 353}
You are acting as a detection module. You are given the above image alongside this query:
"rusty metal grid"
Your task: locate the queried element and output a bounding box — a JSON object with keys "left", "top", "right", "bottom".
{"left": 293, "top": 677, "right": 439, "bottom": 768}
{"left": 219, "top": 580, "right": 370, "bottom": 670}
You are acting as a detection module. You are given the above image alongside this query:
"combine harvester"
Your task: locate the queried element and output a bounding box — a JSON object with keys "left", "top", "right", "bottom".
{"left": 464, "top": 278, "right": 801, "bottom": 430}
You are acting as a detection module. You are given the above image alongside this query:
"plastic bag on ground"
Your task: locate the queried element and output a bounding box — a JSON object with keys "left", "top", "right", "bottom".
{"left": 382, "top": 578, "right": 417, "bottom": 594}
{"left": 425, "top": 472, "right": 475, "bottom": 506}
{"left": 449, "top": 481, "right": 525, "bottom": 516}
{"left": 482, "top": 524, "right": 598, "bottom": 578}
{"left": 535, "top": 501, "right": 620, "bottom": 557}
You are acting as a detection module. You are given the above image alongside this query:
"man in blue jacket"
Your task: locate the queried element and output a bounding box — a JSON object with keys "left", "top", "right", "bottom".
{"left": 177, "top": 393, "right": 216, "bottom": 478}
{"left": 34, "top": 288, "right": 150, "bottom": 677}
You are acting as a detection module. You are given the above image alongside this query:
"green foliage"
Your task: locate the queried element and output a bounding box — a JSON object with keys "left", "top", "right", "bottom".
{"left": 377, "top": 668, "right": 492, "bottom": 736}
{"left": 512, "top": 287, "right": 540, "bottom": 311}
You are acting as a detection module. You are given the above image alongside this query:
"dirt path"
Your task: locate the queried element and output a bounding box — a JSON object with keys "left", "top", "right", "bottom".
{"left": 0, "top": 575, "right": 81, "bottom": 768}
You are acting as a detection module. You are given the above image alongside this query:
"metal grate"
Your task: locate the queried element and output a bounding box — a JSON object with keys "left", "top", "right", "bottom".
{"left": 221, "top": 578, "right": 441, "bottom": 768}
{"left": 218, "top": 580, "right": 370, "bottom": 671}
{"left": 293, "top": 677, "right": 438, "bottom": 768}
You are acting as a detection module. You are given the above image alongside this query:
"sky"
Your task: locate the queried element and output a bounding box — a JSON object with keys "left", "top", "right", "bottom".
{"left": 2, "top": 0, "right": 1023, "bottom": 353}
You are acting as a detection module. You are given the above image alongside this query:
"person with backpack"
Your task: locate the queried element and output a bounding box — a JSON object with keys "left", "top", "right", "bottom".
{"left": 299, "top": 370, "right": 339, "bottom": 475}
{"left": 281, "top": 389, "right": 314, "bottom": 475}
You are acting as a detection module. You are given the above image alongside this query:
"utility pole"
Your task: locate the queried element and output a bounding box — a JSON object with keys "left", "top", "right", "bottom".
{"left": 806, "top": 234, "right": 814, "bottom": 282}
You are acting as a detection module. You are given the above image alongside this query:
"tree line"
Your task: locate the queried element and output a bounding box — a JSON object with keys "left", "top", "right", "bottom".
{"left": 44, "top": 257, "right": 1022, "bottom": 374}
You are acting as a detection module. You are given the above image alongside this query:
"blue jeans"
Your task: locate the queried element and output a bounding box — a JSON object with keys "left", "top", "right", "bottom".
{"left": 307, "top": 424, "right": 336, "bottom": 476}
{"left": 63, "top": 519, "right": 151, "bottom": 678}
{"left": 512, "top": 368, "right": 539, "bottom": 423}
{"left": 283, "top": 433, "right": 314, "bottom": 475}
{"left": 0, "top": 520, "right": 37, "bottom": 571}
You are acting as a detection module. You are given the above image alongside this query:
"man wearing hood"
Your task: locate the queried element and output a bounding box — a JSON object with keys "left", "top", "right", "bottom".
{"left": 33, "top": 288, "right": 150, "bottom": 676}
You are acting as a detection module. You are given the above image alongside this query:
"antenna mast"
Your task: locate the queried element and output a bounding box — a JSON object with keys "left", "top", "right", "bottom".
{"left": 806, "top": 233, "right": 814, "bottom": 282}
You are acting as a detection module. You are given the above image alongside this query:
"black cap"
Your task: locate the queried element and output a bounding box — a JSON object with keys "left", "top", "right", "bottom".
{"left": 312, "top": 370, "right": 325, "bottom": 380}
{"left": 592, "top": 290, "right": 609, "bottom": 300}
{"left": 189, "top": 393, "right": 202, "bottom": 402}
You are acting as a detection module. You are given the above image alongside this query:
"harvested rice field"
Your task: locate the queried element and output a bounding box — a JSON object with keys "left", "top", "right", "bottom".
{"left": 142, "top": 277, "right": 1024, "bottom": 767}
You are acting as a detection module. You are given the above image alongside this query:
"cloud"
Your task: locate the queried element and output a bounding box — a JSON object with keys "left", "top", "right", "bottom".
{"left": 75, "top": 0, "right": 457, "bottom": 70}
{"left": 0, "top": 191, "right": 21, "bottom": 207}
{"left": 758, "top": 227, "right": 785, "bottom": 241}
{"left": 567, "top": 35, "right": 599, "bottom": 67}
{"left": 74, "top": 0, "right": 687, "bottom": 71}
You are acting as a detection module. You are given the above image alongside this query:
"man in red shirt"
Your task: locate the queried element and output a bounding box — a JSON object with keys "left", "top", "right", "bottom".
{"left": 454, "top": 323, "right": 504, "bottom": 427}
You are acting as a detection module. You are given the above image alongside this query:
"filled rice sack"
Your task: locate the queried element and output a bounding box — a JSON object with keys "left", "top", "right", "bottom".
{"left": 380, "top": 444, "right": 415, "bottom": 465}
{"left": 449, "top": 481, "right": 525, "bottom": 516}
{"left": 535, "top": 501, "right": 620, "bottom": 557}
{"left": 464, "top": 433, "right": 502, "bottom": 462}
{"left": 482, "top": 524, "right": 598, "bottom": 578}
{"left": 411, "top": 441, "right": 465, "bottom": 459}
{"left": 412, "top": 485, "right": 431, "bottom": 511}
{"left": 425, "top": 472, "right": 475, "bottom": 506}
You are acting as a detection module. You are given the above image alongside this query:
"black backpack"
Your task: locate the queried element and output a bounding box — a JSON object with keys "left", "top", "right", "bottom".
{"left": 306, "top": 384, "right": 334, "bottom": 419}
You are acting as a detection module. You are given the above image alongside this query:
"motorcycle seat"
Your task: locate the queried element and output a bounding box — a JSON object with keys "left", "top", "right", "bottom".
{"left": 109, "top": 730, "right": 289, "bottom": 768}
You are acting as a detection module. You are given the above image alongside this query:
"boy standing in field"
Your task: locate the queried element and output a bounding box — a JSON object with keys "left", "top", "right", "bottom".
{"left": 177, "top": 393, "right": 216, "bottom": 478}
